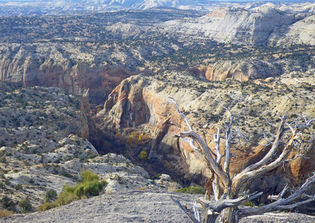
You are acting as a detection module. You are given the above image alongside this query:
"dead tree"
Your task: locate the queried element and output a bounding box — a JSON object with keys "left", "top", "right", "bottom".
{"left": 169, "top": 98, "right": 315, "bottom": 223}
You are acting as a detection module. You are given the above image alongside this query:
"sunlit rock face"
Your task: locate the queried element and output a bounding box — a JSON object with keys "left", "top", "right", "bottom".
{"left": 97, "top": 71, "right": 315, "bottom": 189}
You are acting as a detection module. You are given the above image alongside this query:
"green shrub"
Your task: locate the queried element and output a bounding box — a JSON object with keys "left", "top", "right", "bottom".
{"left": 56, "top": 189, "right": 78, "bottom": 206}
{"left": 138, "top": 150, "right": 147, "bottom": 160}
{"left": 80, "top": 170, "right": 99, "bottom": 182}
{"left": 18, "top": 198, "right": 32, "bottom": 213}
{"left": 14, "top": 184, "right": 22, "bottom": 190}
{"left": 56, "top": 170, "right": 107, "bottom": 206}
{"left": 1, "top": 196, "right": 15, "bottom": 211}
{"left": 176, "top": 186, "right": 204, "bottom": 194}
{"left": 60, "top": 169, "right": 72, "bottom": 178}
{"left": 28, "top": 178, "right": 35, "bottom": 184}
{"left": 38, "top": 202, "right": 58, "bottom": 211}
{"left": 45, "top": 189, "right": 57, "bottom": 202}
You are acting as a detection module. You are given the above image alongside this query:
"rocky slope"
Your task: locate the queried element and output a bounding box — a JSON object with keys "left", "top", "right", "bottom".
{"left": 2, "top": 191, "right": 315, "bottom": 223}
{"left": 0, "top": 82, "right": 179, "bottom": 213}
{"left": 96, "top": 70, "right": 315, "bottom": 191}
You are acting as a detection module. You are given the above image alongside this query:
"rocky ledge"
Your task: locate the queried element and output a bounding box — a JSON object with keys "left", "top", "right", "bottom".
{"left": 2, "top": 191, "right": 315, "bottom": 223}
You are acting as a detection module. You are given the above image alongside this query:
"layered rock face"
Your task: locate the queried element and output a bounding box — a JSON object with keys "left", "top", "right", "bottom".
{"left": 163, "top": 3, "right": 315, "bottom": 46}
{"left": 190, "top": 60, "right": 284, "bottom": 82}
{"left": 97, "top": 71, "right": 315, "bottom": 190}
{"left": 0, "top": 44, "right": 135, "bottom": 105}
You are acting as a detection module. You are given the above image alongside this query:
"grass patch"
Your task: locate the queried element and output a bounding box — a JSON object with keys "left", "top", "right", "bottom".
{"left": 176, "top": 186, "right": 204, "bottom": 194}
{"left": 0, "top": 209, "right": 13, "bottom": 218}
{"left": 38, "top": 202, "right": 58, "bottom": 211}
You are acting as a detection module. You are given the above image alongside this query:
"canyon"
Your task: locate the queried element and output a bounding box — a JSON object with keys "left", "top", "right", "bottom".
{"left": 0, "top": 1, "right": 314, "bottom": 221}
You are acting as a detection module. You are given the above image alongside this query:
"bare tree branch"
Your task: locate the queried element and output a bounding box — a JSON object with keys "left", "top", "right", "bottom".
{"left": 170, "top": 196, "right": 199, "bottom": 223}
{"left": 169, "top": 97, "right": 192, "bottom": 131}
{"left": 214, "top": 128, "right": 222, "bottom": 164}
{"left": 237, "top": 115, "right": 287, "bottom": 175}
{"left": 180, "top": 131, "right": 230, "bottom": 188}
{"left": 239, "top": 173, "right": 315, "bottom": 218}
{"left": 169, "top": 98, "right": 230, "bottom": 188}
{"left": 223, "top": 109, "right": 234, "bottom": 174}
{"left": 198, "top": 192, "right": 263, "bottom": 213}
{"left": 170, "top": 98, "right": 314, "bottom": 222}
{"left": 232, "top": 130, "right": 297, "bottom": 194}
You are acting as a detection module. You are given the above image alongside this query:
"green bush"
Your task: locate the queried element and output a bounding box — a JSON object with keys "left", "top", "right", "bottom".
{"left": 38, "top": 202, "right": 58, "bottom": 211}
{"left": 176, "top": 186, "right": 204, "bottom": 194}
{"left": 56, "top": 185, "right": 77, "bottom": 206}
{"left": 138, "top": 150, "right": 147, "bottom": 160}
{"left": 1, "top": 196, "right": 15, "bottom": 211}
{"left": 80, "top": 170, "right": 99, "bottom": 182}
{"left": 45, "top": 189, "right": 57, "bottom": 202}
{"left": 14, "top": 184, "right": 22, "bottom": 190}
{"left": 56, "top": 170, "right": 107, "bottom": 206}
{"left": 18, "top": 198, "right": 32, "bottom": 213}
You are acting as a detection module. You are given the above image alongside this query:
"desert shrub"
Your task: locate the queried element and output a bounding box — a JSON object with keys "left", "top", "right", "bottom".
{"left": 0, "top": 209, "right": 13, "bottom": 218}
{"left": 18, "top": 198, "right": 32, "bottom": 213}
{"left": 176, "top": 186, "right": 204, "bottom": 194}
{"left": 45, "top": 189, "right": 57, "bottom": 202}
{"left": 1, "top": 196, "right": 15, "bottom": 211}
{"left": 74, "top": 180, "right": 106, "bottom": 198}
{"left": 138, "top": 150, "right": 147, "bottom": 160}
{"left": 60, "top": 169, "right": 72, "bottom": 178}
{"left": 0, "top": 157, "right": 6, "bottom": 163}
{"left": 14, "top": 184, "right": 22, "bottom": 190}
{"left": 80, "top": 170, "right": 99, "bottom": 182}
{"left": 56, "top": 170, "right": 107, "bottom": 206}
{"left": 38, "top": 202, "right": 58, "bottom": 211}
{"left": 56, "top": 185, "right": 78, "bottom": 206}
{"left": 28, "top": 178, "right": 35, "bottom": 184}
{"left": 4, "top": 179, "right": 10, "bottom": 186}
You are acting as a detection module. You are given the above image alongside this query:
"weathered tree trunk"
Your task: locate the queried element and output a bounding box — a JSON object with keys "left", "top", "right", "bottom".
{"left": 202, "top": 210, "right": 219, "bottom": 223}
{"left": 223, "top": 207, "right": 238, "bottom": 223}
{"left": 170, "top": 99, "right": 315, "bottom": 223}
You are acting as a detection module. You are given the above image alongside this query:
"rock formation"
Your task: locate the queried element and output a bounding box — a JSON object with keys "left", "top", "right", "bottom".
{"left": 96, "top": 71, "right": 315, "bottom": 192}
{"left": 162, "top": 3, "right": 315, "bottom": 46}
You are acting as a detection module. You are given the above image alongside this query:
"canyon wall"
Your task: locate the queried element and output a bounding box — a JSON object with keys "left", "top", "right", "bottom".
{"left": 96, "top": 71, "right": 315, "bottom": 190}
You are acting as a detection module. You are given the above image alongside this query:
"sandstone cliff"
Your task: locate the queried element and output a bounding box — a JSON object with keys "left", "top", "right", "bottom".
{"left": 162, "top": 3, "right": 315, "bottom": 46}
{"left": 0, "top": 44, "right": 135, "bottom": 105}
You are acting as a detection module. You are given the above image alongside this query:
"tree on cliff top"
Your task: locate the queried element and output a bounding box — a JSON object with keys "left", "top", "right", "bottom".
{"left": 169, "top": 97, "right": 315, "bottom": 223}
